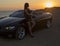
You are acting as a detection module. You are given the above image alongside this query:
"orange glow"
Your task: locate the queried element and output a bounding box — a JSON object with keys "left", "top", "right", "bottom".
{"left": 0, "top": 0, "right": 60, "bottom": 10}
{"left": 44, "top": 2, "right": 54, "bottom": 8}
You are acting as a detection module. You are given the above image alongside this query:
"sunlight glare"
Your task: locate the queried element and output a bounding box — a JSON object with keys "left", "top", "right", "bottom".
{"left": 45, "top": 2, "right": 53, "bottom": 8}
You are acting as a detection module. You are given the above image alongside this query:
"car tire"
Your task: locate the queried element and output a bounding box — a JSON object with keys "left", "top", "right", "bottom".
{"left": 46, "top": 20, "right": 52, "bottom": 28}
{"left": 16, "top": 27, "right": 25, "bottom": 40}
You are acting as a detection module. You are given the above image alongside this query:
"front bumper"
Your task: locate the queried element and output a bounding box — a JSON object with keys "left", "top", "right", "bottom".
{"left": 0, "top": 27, "right": 16, "bottom": 34}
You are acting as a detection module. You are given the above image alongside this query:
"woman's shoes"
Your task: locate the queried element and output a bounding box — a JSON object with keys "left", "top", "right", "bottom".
{"left": 30, "top": 34, "right": 34, "bottom": 38}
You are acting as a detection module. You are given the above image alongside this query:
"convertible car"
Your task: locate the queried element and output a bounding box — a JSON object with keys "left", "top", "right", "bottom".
{"left": 0, "top": 10, "right": 52, "bottom": 40}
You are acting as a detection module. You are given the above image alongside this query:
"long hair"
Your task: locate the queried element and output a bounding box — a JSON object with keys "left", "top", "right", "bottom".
{"left": 24, "top": 3, "right": 29, "bottom": 9}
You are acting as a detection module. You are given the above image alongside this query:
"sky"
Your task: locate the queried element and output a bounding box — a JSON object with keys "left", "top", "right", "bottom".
{"left": 0, "top": 0, "right": 60, "bottom": 10}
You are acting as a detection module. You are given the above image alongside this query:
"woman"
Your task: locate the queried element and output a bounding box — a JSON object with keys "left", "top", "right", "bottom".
{"left": 24, "top": 3, "right": 35, "bottom": 37}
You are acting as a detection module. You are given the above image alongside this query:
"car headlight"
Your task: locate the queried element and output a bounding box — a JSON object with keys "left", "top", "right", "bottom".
{"left": 5, "top": 26, "right": 15, "bottom": 30}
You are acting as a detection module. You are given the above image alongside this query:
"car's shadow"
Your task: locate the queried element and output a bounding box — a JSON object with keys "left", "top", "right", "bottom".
{"left": 0, "top": 34, "right": 16, "bottom": 41}
{"left": 0, "top": 26, "right": 48, "bottom": 40}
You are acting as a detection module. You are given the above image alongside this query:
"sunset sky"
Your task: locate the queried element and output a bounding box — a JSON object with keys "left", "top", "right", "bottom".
{"left": 0, "top": 0, "right": 60, "bottom": 10}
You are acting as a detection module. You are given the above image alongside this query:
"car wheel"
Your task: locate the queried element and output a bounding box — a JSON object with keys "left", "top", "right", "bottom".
{"left": 16, "top": 27, "right": 25, "bottom": 40}
{"left": 46, "top": 20, "right": 52, "bottom": 28}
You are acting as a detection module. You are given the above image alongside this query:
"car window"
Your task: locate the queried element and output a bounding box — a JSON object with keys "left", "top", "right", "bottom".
{"left": 9, "top": 11, "right": 25, "bottom": 18}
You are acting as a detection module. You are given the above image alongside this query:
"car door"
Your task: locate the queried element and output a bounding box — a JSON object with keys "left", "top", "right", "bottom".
{"left": 32, "top": 13, "right": 41, "bottom": 28}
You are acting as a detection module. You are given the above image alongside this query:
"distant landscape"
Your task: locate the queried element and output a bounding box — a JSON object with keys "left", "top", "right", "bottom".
{"left": 0, "top": 7, "right": 60, "bottom": 18}
{"left": 36, "top": 7, "right": 60, "bottom": 15}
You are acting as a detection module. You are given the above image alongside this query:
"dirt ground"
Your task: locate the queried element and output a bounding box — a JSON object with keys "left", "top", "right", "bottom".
{"left": 0, "top": 13, "right": 60, "bottom": 46}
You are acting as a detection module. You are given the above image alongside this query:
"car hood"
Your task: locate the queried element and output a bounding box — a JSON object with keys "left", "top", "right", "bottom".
{"left": 0, "top": 17, "right": 25, "bottom": 26}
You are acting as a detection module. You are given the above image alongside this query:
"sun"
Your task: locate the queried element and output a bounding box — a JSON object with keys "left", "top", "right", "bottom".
{"left": 45, "top": 2, "right": 53, "bottom": 8}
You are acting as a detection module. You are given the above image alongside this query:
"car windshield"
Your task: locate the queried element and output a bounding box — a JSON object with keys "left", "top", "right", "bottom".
{"left": 9, "top": 10, "right": 25, "bottom": 18}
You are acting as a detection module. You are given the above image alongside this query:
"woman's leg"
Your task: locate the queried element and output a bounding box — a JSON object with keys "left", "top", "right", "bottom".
{"left": 27, "top": 22, "right": 34, "bottom": 37}
{"left": 31, "top": 21, "right": 35, "bottom": 29}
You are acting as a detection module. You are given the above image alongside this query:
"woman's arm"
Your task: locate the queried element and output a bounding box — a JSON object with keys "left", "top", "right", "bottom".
{"left": 25, "top": 9, "right": 30, "bottom": 15}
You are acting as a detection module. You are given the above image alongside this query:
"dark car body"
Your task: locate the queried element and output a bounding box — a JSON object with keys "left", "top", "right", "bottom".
{"left": 0, "top": 10, "right": 52, "bottom": 39}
